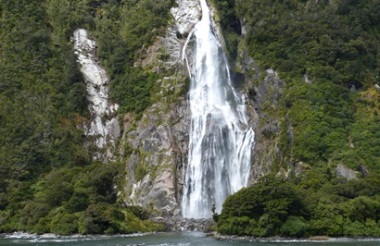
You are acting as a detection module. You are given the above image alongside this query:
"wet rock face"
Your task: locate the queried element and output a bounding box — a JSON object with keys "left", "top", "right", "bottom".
{"left": 122, "top": 92, "right": 191, "bottom": 216}
{"left": 123, "top": 101, "right": 189, "bottom": 217}
{"left": 121, "top": 0, "right": 198, "bottom": 216}
{"left": 238, "top": 51, "right": 287, "bottom": 183}
{"left": 73, "top": 29, "right": 120, "bottom": 161}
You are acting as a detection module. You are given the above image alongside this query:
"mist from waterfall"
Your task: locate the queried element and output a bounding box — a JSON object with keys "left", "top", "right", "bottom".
{"left": 181, "top": 0, "right": 255, "bottom": 219}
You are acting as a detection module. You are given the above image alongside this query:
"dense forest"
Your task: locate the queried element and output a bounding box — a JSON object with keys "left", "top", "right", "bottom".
{"left": 0, "top": 0, "right": 172, "bottom": 234}
{"left": 1, "top": 0, "right": 380, "bottom": 237}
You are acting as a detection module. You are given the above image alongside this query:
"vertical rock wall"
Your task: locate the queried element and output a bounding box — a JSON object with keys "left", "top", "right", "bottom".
{"left": 73, "top": 29, "right": 120, "bottom": 161}
{"left": 120, "top": 0, "right": 202, "bottom": 216}
{"left": 237, "top": 46, "right": 289, "bottom": 184}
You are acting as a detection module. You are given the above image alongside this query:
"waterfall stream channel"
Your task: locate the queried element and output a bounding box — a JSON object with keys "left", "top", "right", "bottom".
{"left": 181, "top": 0, "right": 255, "bottom": 219}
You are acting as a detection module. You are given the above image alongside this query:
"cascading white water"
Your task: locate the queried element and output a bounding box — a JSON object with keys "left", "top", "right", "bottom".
{"left": 181, "top": 0, "right": 255, "bottom": 219}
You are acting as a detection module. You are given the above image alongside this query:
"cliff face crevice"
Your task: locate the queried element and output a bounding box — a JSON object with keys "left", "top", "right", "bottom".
{"left": 249, "top": 69, "right": 286, "bottom": 182}
{"left": 121, "top": 100, "right": 190, "bottom": 216}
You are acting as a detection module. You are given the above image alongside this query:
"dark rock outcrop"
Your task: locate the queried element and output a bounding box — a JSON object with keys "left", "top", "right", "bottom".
{"left": 152, "top": 217, "right": 216, "bottom": 232}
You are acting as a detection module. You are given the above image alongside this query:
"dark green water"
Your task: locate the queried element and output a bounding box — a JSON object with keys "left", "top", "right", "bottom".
{"left": 1, "top": 232, "right": 379, "bottom": 246}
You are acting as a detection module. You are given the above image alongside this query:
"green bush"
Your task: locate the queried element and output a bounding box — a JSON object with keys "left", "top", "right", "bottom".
{"left": 50, "top": 211, "right": 78, "bottom": 235}
{"left": 65, "top": 192, "right": 90, "bottom": 213}
{"left": 280, "top": 216, "right": 308, "bottom": 237}
{"left": 218, "top": 174, "right": 380, "bottom": 237}
{"left": 79, "top": 203, "right": 113, "bottom": 234}
{"left": 128, "top": 206, "right": 150, "bottom": 220}
{"left": 19, "top": 201, "right": 50, "bottom": 231}
{"left": 218, "top": 175, "right": 308, "bottom": 236}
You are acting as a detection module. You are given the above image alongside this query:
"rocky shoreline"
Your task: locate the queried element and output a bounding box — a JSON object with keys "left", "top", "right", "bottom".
{"left": 1, "top": 231, "right": 154, "bottom": 240}
{"left": 3, "top": 230, "right": 380, "bottom": 244}
{"left": 3, "top": 217, "right": 379, "bottom": 243}
{"left": 152, "top": 217, "right": 216, "bottom": 232}
{"left": 212, "top": 233, "right": 380, "bottom": 243}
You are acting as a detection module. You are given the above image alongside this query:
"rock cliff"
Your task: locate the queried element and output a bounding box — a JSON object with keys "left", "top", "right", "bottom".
{"left": 119, "top": 0, "right": 287, "bottom": 216}
{"left": 73, "top": 29, "right": 120, "bottom": 161}
{"left": 75, "top": 0, "right": 287, "bottom": 217}
{"left": 119, "top": 0, "right": 201, "bottom": 216}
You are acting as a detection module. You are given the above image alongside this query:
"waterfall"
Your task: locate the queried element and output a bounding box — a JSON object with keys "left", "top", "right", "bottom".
{"left": 181, "top": 0, "right": 255, "bottom": 219}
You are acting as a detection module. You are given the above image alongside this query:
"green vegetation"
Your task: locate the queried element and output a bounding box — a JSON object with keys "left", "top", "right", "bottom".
{"left": 215, "top": 0, "right": 380, "bottom": 237}
{"left": 2, "top": 0, "right": 380, "bottom": 237}
{"left": 218, "top": 174, "right": 380, "bottom": 237}
{"left": 215, "top": 0, "right": 380, "bottom": 170}
{"left": 237, "top": 1, "right": 380, "bottom": 172}
{"left": 0, "top": 0, "right": 172, "bottom": 234}
{"left": 235, "top": 0, "right": 380, "bottom": 169}
{"left": 94, "top": 0, "right": 174, "bottom": 113}
{"left": 0, "top": 162, "right": 164, "bottom": 234}
{"left": 237, "top": 0, "right": 379, "bottom": 84}
{"left": 211, "top": 0, "right": 241, "bottom": 61}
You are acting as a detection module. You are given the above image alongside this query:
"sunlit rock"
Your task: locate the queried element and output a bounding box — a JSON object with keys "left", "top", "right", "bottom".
{"left": 73, "top": 29, "right": 120, "bottom": 161}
